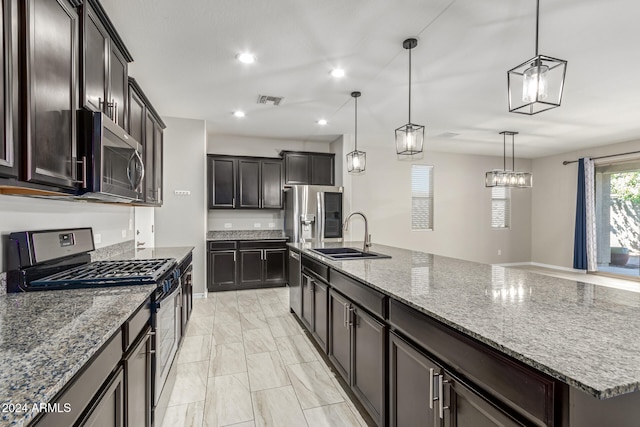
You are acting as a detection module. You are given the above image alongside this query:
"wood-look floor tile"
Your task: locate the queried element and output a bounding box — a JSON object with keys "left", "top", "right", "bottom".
{"left": 275, "top": 334, "right": 317, "bottom": 365}
{"left": 203, "top": 373, "right": 253, "bottom": 427}
{"left": 162, "top": 400, "right": 204, "bottom": 427}
{"left": 252, "top": 386, "right": 308, "bottom": 427}
{"left": 303, "top": 402, "right": 364, "bottom": 427}
{"left": 169, "top": 361, "right": 209, "bottom": 406}
{"left": 286, "top": 361, "right": 344, "bottom": 409}
{"left": 178, "top": 335, "right": 213, "bottom": 364}
{"left": 240, "top": 311, "right": 269, "bottom": 330}
{"left": 212, "top": 321, "right": 243, "bottom": 345}
{"left": 267, "top": 315, "right": 302, "bottom": 337}
{"left": 243, "top": 328, "right": 277, "bottom": 355}
{"left": 186, "top": 316, "right": 215, "bottom": 336}
{"left": 246, "top": 351, "right": 290, "bottom": 391}
{"left": 209, "top": 342, "right": 247, "bottom": 376}
{"left": 215, "top": 306, "right": 241, "bottom": 325}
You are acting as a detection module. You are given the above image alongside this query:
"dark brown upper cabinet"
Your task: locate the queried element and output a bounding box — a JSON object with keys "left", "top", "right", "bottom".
{"left": 281, "top": 151, "right": 335, "bottom": 186}
{"left": 208, "top": 155, "right": 282, "bottom": 210}
{"left": 23, "top": 0, "right": 81, "bottom": 190}
{"left": 128, "top": 78, "right": 165, "bottom": 206}
{"left": 0, "top": 0, "right": 18, "bottom": 179}
{"left": 80, "top": 0, "right": 132, "bottom": 128}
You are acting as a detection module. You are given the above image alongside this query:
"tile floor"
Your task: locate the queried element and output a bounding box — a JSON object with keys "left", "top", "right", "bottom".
{"left": 162, "top": 287, "right": 369, "bottom": 427}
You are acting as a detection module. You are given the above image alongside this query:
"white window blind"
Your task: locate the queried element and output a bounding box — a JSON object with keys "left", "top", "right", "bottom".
{"left": 491, "top": 187, "right": 510, "bottom": 228}
{"left": 411, "top": 165, "right": 433, "bottom": 230}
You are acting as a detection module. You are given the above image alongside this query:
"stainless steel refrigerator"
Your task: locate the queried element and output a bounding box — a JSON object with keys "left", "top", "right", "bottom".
{"left": 284, "top": 185, "right": 344, "bottom": 244}
{"left": 284, "top": 185, "right": 343, "bottom": 318}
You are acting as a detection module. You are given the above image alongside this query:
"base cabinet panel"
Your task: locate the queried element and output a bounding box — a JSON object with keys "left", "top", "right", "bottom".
{"left": 79, "top": 368, "right": 125, "bottom": 427}
{"left": 301, "top": 273, "right": 314, "bottom": 329}
{"left": 312, "top": 280, "right": 328, "bottom": 352}
{"left": 328, "top": 289, "right": 351, "bottom": 382}
{"left": 389, "top": 332, "right": 439, "bottom": 427}
{"left": 208, "top": 250, "right": 237, "bottom": 290}
{"left": 124, "top": 330, "right": 152, "bottom": 427}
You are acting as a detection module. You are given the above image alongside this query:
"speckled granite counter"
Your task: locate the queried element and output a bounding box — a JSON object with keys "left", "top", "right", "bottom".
{"left": 290, "top": 242, "right": 640, "bottom": 400}
{"left": 207, "top": 230, "right": 287, "bottom": 241}
{"left": 0, "top": 285, "right": 156, "bottom": 427}
{"left": 0, "top": 246, "right": 194, "bottom": 427}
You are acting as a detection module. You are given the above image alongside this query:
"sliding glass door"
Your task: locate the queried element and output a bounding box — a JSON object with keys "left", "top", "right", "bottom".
{"left": 595, "top": 161, "right": 640, "bottom": 279}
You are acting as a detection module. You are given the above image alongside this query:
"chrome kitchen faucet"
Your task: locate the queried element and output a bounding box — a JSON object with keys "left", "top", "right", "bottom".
{"left": 343, "top": 212, "right": 371, "bottom": 252}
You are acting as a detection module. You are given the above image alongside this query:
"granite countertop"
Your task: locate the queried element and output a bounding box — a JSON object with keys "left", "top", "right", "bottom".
{"left": 0, "top": 285, "right": 156, "bottom": 427}
{"left": 207, "top": 230, "right": 287, "bottom": 241}
{"left": 0, "top": 245, "right": 194, "bottom": 426}
{"left": 290, "top": 241, "right": 640, "bottom": 400}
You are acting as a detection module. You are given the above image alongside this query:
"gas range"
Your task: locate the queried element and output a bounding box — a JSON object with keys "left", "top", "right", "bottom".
{"left": 6, "top": 228, "right": 176, "bottom": 292}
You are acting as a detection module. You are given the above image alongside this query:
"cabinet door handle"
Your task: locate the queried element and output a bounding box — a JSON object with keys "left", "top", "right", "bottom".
{"left": 290, "top": 251, "right": 300, "bottom": 261}
{"left": 438, "top": 375, "right": 450, "bottom": 419}
{"left": 348, "top": 306, "right": 355, "bottom": 327}
{"left": 232, "top": 197, "right": 236, "bottom": 208}
{"left": 233, "top": 252, "right": 236, "bottom": 263}
{"left": 113, "top": 101, "right": 118, "bottom": 125}
{"left": 343, "top": 302, "right": 348, "bottom": 328}
{"left": 429, "top": 368, "right": 435, "bottom": 409}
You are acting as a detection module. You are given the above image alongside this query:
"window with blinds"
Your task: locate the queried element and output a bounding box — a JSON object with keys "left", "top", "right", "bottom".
{"left": 491, "top": 187, "right": 510, "bottom": 228}
{"left": 411, "top": 165, "right": 434, "bottom": 230}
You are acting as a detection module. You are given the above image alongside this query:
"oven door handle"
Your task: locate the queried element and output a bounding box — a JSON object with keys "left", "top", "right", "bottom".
{"left": 152, "top": 280, "right": 180, "bottom": 312}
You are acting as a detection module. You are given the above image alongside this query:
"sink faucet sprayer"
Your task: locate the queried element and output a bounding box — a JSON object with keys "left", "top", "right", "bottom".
{"left": 343, "top": 212, "right": 371, "bottom": 252}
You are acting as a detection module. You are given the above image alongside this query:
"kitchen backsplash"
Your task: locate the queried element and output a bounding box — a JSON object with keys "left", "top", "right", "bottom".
{"left": 207, "top": 210, "right": 284, "bottom": 231}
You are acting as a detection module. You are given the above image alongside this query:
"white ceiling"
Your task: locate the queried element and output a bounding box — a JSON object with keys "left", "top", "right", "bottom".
{"left": 101, "top": 0, "right": 640, "bottom": 158}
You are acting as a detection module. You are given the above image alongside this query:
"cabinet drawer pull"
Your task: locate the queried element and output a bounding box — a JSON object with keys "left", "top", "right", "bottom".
{"left": 438, "top": 375, "right": 450, "bottom": 419}
{"left": 232, "top": 197, "right": 236, "bottom": 208}
{"left": 348, "top": 306, "right": 355, "bottom": 327}
{"left": 233, "top": 252, "right": 237, "bottom": 263}
{"left": 290, "top": 251, "right": 300, "bottom": 261}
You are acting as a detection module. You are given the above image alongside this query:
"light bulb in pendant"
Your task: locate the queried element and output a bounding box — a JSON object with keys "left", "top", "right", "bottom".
{"left": 522, "top": 63, "right": 549, "bottom": 102}
{"left": 352, "top": 155, "right": 360, "bottom": 169}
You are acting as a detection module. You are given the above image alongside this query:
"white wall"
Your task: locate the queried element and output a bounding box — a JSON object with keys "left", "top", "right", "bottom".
{"left": 347, "top": 144, "right": 533, "bottom": 264}
{"left": 531, "top": 138, "right": 640, "bottom": 269}
{"left": 207, "top": 134, "right": 332, "bottom": 157}
{"left": 207, "top": 210, "right": 282, "bottom": 231}
{"left": 155, "top": 117, "right": 207, "bottom": 295}
{"left": 0, "top": 195, "right": 133, "bottom": 272}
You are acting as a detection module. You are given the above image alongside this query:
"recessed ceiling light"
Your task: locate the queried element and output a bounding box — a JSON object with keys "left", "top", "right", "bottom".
{"left": 330, "top": 68, "right": 345, "bottom": 78}
{"left": 317, "top": 119, "right": 328, "bottom": 125}
{"left": 233, "top": 111, "right": 245, "bottom": 118}
{"left": 236, "top": 52, "right": 256, "bottom": 64}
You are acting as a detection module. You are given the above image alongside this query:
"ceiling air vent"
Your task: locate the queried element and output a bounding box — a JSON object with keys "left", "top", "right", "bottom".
{"left": 257, "top": 95, "right": 284, "bottom": 106}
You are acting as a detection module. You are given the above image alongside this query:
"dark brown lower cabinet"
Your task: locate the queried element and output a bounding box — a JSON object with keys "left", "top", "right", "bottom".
{"left": 208, "top": 250, "right": 237, "bottom": 290}
{"left": 124, "top": 328, "right": 152, "bottom": 427}
{"left": 239, "top": 249, "right": 263, "bottom": 285}
{"left": 301, "top": 273, "right": 314, "bottom": 329}
{"left": 311, "top": 279, "right": 328, "bottom": 352}
{"left": 389, "top": 332, "right": 439, "bottom": 427}
{"left": 264, "top": 248, "right": 286, "bottom": 283}
{"left": 328, "top": 289, "right": 385, "bottom": 426}
{"left": 78, "top": 367, "right": 125, "bottom": 427}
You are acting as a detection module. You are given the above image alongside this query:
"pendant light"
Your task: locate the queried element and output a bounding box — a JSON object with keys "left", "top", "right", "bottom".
{"left": 485, "top": 132, "right": 532, "bottom": 188}
{"left": 507, "top": 0, "right": 567, "bottom": 115}
{"left": 347, "top": 91, "right": 366, "bottom": 174}
{"left": 395, "top": 38, "right": 424, "bottom": 157}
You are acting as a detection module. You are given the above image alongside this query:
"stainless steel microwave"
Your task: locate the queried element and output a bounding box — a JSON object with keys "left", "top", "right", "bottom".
{"left": 77, "top": 111, "right": 144, "bottom": 202}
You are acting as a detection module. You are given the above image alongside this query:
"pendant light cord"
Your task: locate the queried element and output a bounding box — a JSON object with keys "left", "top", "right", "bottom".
{"left": 354, "top": 96, "right": 358, "bottom": 151}
{"left": 408, "top": 47, "right": 412, "bottom": 124}
{"left": 535, "top": 0, "right": 540, "bottom": 56}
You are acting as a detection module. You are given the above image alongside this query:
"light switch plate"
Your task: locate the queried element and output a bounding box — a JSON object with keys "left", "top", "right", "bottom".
{"left": 121, "top": 230, "right": 127, "bottom": 238}
{"left": 94, "top": 233, "right": 102, "bottom": 244}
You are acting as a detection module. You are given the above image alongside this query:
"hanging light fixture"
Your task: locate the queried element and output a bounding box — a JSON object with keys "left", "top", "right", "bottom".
{"left": 485, "top": 131, "right": 532, "bottom": 188}
{"left": 347, "top": 91, "right": 366, "bottom": 174}
{"left": 507, "top": 0, "right": 567, "bottom": 115}
{"left": 396, "top": 38, "right": 424, "bottom": 157}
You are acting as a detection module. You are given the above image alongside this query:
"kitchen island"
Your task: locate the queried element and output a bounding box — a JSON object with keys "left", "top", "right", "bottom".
{"left": 0, "top": 246, "right": 193, "bottom": 427}
{"left": 289, "top": 242, "right": 640, "bottom": 427}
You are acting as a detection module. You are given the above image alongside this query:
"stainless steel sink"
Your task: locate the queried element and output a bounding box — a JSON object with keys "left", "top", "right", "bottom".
{"left": 311, "top": 247, "right": 391, "bottom": 260}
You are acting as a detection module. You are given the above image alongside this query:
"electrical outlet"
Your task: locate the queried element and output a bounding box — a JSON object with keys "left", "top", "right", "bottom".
{"left": 224, "top": 223, "right": 232, "bottom": 229}
{"left": 174, "top": 190, "right": 191, "bottom": 196}
{"left": 268, "top": 223, "right": 275, "bottom": 228}
{"left": 94, "top": 233, "right": 102, "bottom": 244}
{"left": 254, "top": 223, "right": 261, "bottom": 228}
{"left": 497, "top": 249, "right": 502, "bottom": 256}
{"left": 122, "top": 230, "right": 127, "bottom": 238}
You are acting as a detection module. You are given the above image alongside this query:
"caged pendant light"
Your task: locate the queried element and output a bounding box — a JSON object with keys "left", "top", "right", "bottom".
{"left": 485, "top": 132, "right": 532, "bottom": 188}
{"left": 347, "top": 91, "right": 366, "bottom": 174}
{"left": 507, "top": 0, "right": 567, "bottom": 115}
{"left": 395, "top": 38, "right": 424, "bottom": 157}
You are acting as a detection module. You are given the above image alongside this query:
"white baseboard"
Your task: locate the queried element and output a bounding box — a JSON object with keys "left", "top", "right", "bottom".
{"left": 193, "top": 293, "right": 207, "bottom": 299}
{"left": 495, "top": 261, "right": 586, "bottom": 274}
